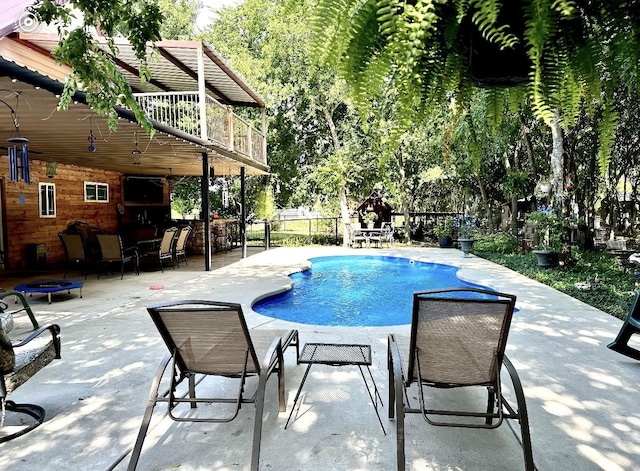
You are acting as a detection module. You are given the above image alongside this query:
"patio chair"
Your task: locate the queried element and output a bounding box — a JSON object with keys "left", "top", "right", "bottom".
{"left": 0, "top": 292, "right": 61, "bottom": 443}
{"left": 95, "top": 233, "right": 139, "bottom": 279}
{"left": 139, "top": 226, "right": 178, "bottom": 272}
{"left": 127, "top": 300, "right": 299, "bottom": 471}
{"left": 369, "top": 222, "right": 394, "bottom": 248}
{"left": 607, "top": 290, "right": 640, "bottom": 360}
{"left": 345, "top": 222, "right": 367, "bottom": 248}
{"left": 387, "top": 288, "right": 534, "bottom": 470}
{"left": 59, "top": 231, "right": 90, "bottom": 279}
{"left": 174, "top": 225, "right": 192, "bottom": 267}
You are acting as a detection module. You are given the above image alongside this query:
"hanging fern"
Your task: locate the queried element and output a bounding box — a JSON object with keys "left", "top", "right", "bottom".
{"left": 306, "top": 0, "right": 639, "bottom": 172}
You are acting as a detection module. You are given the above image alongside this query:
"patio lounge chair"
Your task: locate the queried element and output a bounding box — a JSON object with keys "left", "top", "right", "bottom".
{"left": 127, "top": 300, "right": 299, "bottom": 471}
{"left": 0, "top": 292, "right": 61, "bottom": 443}
{"left": 387, "top": 288, "right": 534, "bottom": 470}
{"left": 607, "top": 290, "right": 640, "bottom": 360}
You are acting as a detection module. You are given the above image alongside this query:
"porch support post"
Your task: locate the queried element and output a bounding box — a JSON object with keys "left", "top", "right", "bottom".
{"left": 240, "top": 166, "right": 247, "bottom": 258}
{"left": 202, "top": 153, "right": 211, "bottom": 271}
{"left": 261, "top": 107, "right": 267, "bottom": 163}
{"left": 197, "top": 43, "right": 208, "bottom": 140}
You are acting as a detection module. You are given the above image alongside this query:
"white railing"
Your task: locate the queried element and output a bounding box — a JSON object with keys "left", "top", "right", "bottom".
{"left": 134, "top": 91, "right": 266, "bottom": 165}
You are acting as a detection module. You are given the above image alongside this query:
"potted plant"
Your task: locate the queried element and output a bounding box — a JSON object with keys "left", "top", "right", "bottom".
{"left": 457, "top": 220, "right": 478, "bottom": 257}
{"left": 362, "top": 211, "right": 377, "bottom": 229}
{"left": 525, "top": 205, "right": 568, "bottom": 268}
{"left": 435, "top": 217, "right": 454, "bottom": 248}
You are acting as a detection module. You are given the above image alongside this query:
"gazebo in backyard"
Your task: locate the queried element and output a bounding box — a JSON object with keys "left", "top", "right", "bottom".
{"left": 356, "top": 191, "right": 393, "bottom": 228}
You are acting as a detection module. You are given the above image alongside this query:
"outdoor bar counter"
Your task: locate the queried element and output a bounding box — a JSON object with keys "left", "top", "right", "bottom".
{"left": 174, "top": 218, "right": 240, "bottom": 255}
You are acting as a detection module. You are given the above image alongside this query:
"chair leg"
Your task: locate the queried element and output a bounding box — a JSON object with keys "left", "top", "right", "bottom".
{"left": 502, "top": 355, "right": 535, "bottom": 471}
{"left": 250, "top": 369, "right": 270, "bottom": 471}
{"left": 127, "top": 354, "right": 172, "bottom": 471}
{"left": 0, "top": 400, "right": 45, "bottom": 443}
{"left": 388, "top": 336, "right": 407, "bottom": 471}
{"left": 608, "top": 324, "right": 640, "bottom": 360}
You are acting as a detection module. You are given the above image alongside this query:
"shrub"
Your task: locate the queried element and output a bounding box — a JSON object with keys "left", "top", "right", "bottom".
{"left": 473, "top": 232, "right": 519, "bottom": 254}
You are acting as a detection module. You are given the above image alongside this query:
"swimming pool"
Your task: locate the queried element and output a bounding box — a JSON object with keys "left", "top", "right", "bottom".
{"left": 252, "top": 255, "right": 492, "bottom": 326}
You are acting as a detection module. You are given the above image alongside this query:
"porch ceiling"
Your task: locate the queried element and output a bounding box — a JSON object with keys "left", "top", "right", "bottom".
{"left": 0, "top": 33, "right": 268, "bottom": 178}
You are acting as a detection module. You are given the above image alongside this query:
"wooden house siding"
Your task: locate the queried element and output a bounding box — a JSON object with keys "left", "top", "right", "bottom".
{"left": 0, "top": 157, "right": 122, "bottom": 269}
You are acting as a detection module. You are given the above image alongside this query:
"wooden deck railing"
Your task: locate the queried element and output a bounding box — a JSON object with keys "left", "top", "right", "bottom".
{"left": 134, "top": 91, "right": 266, "bottom": 165}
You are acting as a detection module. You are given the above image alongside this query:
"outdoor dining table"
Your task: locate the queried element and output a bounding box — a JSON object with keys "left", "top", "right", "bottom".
{"left": 360, "top": 228, "right": 384, "bottom": 247}
{"left": 136, "top": 237, "right": 162, "bottom": 251}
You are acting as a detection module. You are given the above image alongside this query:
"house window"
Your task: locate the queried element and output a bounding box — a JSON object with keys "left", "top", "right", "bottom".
{"left": 39, "top": 182, "right": 56, "bottom": 218}
{"left": 84, "top": 182, "right": 109, "bottom": 202}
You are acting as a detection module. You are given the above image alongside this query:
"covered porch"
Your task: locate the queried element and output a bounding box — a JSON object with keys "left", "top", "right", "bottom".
{"left": 0, "top": 32, "right": 268, "bottom": 272}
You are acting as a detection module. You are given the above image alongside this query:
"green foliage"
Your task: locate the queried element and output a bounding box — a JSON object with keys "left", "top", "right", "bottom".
{"left": 307, "top": 0, "right": 638, "bottom": 171}
{"left": 473, "top": 232, "right": 519, "bottom": 254}
{"left": 502, "top": 170, "right": 531, "bottom": 199}
{"left": 525, "top": 207, "right": 570, "bottom": 252}
{"left": 31, "top": 0, "right": 163, "bottom": 132}
{"left": 158, "top": 0, "right": 201, "bottom": 40}
{"left": 478, "top": 249, "right": 637, "bottom": 320}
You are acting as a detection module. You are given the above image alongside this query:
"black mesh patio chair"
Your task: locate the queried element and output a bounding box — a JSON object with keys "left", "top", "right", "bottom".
{"left": 59, "top": 231, "right": 90, "bottom": 279}
{"left": 387, "top": 287, "right": 534, "bottom": 470}
{"left": 127, "top": 300, "right": 299, "bottom": 471}
{"left": 0, "top": 292, "right": 61, "bottom": 443}
{"left": 96, "top": 233, "right": 139, "bottom": 279}
{"left": 607, "top": 290, "right": 640, "bottom": 360}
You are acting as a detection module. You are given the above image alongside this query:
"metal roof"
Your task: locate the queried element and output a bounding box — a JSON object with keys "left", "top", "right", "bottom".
{"left": 0, "top": 33, "right": 268, "bottom": 177}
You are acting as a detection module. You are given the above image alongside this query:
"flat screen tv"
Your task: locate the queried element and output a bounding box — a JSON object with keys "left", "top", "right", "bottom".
{"left": 123, "top": 177, "right": 165, "bottom": 203}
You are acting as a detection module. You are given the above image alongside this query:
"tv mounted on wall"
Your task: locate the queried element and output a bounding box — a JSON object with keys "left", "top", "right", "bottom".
{"left": 123, "top": 177, "right": 165, "bottom": 203}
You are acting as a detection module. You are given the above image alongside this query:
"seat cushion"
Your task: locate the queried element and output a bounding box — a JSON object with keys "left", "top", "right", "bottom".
{"left": 0, "top": 313, "right": 15, "bottom": 374}
{"left": 4, "top": 336, "right": 56, "bottom": 395}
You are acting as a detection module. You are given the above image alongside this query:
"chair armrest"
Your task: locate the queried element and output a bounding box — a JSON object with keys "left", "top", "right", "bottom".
{"left": 388, "top": 334, "right": 406, "bottom": 420}
{"left": 0, "top": 291, "right": 39, "bottom": 329}
{"left": 12, "top": 324, "right": 61, "bottom": 359}
{"left": 261, "top": 336, "right": 284, "bottom": 377}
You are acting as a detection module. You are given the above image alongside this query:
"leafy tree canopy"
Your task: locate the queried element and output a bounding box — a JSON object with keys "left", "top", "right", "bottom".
{"left": 30, "top": 0, "right": 164, "bottom": 132}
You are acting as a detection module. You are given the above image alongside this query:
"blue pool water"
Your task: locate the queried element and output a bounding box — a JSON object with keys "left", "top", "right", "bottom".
{"left": 253, "top": 255, "right": 492, "bottom": 326}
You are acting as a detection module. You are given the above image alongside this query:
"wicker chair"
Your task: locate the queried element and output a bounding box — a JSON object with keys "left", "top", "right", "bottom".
{"left": 127, "top": 300, "right": 299, "bottom": 471}
{"left": 388, "top": 288, "right": 534, "bottom": 470}
{"left": 0, "top": 291, "right": 61, "bottom": 443}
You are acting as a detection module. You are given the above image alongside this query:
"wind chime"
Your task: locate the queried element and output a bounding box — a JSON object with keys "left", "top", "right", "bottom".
{"left": 132, "top": 131, "right": 142, "bottom": 165}
{"left": 87, "top": 115, "right": 96, "bottom": 152}
{"left": 1, "top": 91, "right": 30, "bottom": 184}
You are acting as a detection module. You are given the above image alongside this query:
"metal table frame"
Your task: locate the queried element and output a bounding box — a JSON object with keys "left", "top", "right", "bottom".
{"left": 285, "top": 342, "right": 385, "bottom": 433}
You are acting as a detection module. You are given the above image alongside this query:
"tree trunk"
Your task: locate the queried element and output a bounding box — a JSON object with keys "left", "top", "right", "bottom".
{"left": 321, "top": 107, "right": 351, "bottom": 247}
{"left": 397, "top": 146, "right": 411, "bottom": 243}
{"left": 477, "top": 178, "right": 493, "bottom": 232}
{"left": 550, "top": 109, "right": 564, "bottom": 210}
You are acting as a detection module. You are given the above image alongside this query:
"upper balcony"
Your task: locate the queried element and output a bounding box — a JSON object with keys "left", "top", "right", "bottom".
{"left": 134, "top": 91, "right": 266, "bottom": 165}
{"left": 2, "top": 33, "right": 269, "bottom": 176}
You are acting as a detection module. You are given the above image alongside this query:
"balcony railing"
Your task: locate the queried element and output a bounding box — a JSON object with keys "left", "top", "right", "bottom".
{"left": 133, "top": 91, "right": 266, "bottom": 165}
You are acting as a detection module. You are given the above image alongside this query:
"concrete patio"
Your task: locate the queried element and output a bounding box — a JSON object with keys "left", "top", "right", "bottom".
{"left": 0, "top": 246, "right": 638, "bottom": 470}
